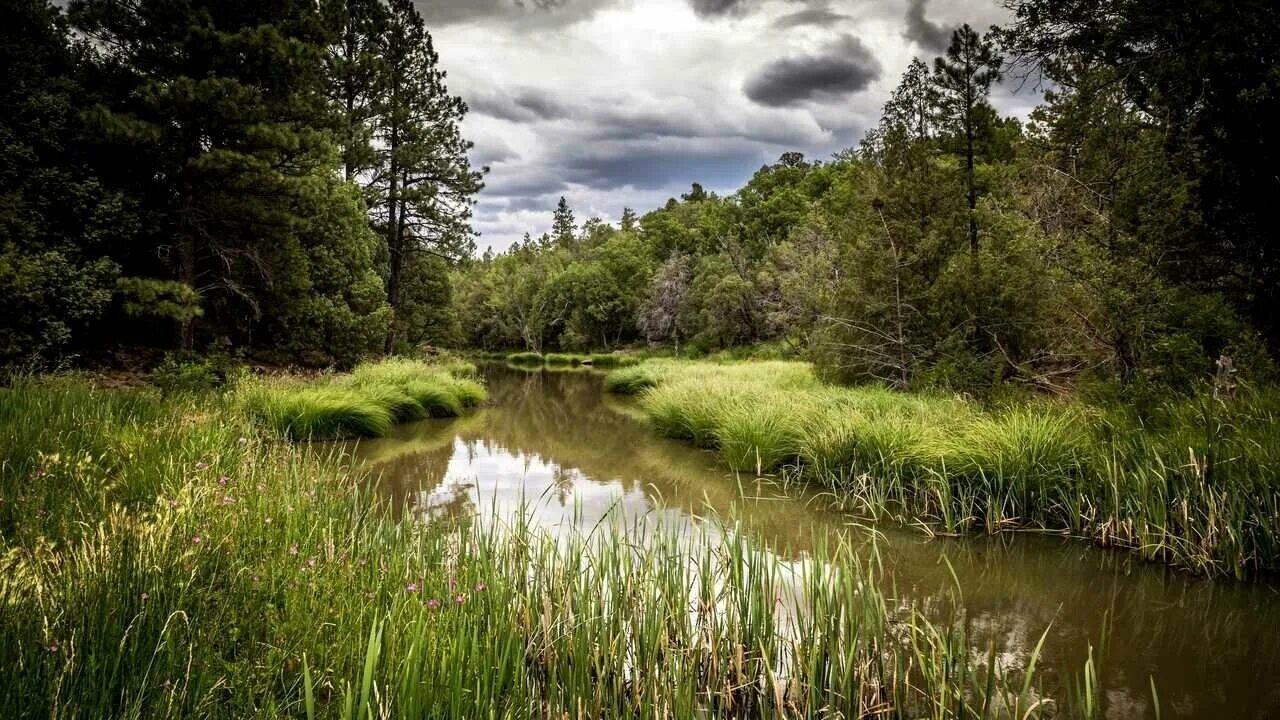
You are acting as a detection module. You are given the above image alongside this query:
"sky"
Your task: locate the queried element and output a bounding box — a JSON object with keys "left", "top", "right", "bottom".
{"left": 417, "top": 0, "right": 1037, "bottom": 252}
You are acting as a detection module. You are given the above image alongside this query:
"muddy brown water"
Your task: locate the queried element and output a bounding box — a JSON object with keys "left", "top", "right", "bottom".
{"left": 346, "top": 363, "right": 1280, "bottom": 719}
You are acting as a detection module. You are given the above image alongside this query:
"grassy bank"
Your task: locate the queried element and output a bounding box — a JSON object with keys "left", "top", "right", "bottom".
{"left": 0, "top": 375, "right": 1110, "bottom": 718}
{"left": 606, "top": 360, "right": 1280, "bottom": 578}
{"left": 241, "top": 358, "right": 485, "bottom": 440}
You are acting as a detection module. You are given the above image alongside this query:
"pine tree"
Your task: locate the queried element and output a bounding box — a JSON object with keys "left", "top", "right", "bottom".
{"left": 70, "top": 0, "right": 337, "bottom": 348}
{"left": 321, "top": 0, "right": 389, "bottom": 185}
{"left": 373, "top": 0, "right": 483, "bottom": 351}
{"left": 552, "top": 196, "right": 576, "bottom": 248}
{"left": 619, "top": 207, "right": 638, "bottom": 233}
{"left": 931, "top": 25, "right": 1002, "bottom": 256}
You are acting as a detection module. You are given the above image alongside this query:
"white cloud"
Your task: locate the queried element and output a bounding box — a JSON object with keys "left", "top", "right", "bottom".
{"left": 429, "top": 0, "right": 1034, "bottom": 250}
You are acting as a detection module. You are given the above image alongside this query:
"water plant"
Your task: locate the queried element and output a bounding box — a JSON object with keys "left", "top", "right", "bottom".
{"left": 607, "top": 360, "right": 1280, "bottom": 577}
{"left": 506, "top": 351, "right": 544, "bottom": 364}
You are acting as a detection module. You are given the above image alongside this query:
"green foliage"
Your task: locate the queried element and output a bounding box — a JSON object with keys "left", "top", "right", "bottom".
{"left": 115, "top": 277, "right": 203, "bottom": 323}
{"left": 149, "top": 355, "right": 226, "bottom": 395}
{"left": 0, "top": 250, "right": 117, "bottom": 365}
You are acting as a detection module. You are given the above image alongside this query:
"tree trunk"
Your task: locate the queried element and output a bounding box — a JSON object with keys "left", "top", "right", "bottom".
{"left": 384, "top": 119, "right": 401, "bottom": 354}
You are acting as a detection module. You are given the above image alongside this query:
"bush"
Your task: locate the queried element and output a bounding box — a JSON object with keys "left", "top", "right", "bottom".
{"left": 150, "top": 355, "right": 226, "bottom": 395}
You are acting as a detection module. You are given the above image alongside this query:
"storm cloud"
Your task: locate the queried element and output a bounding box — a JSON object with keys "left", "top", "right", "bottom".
{"left": 414, "top": 0, "right": 615, "bottom": 26}
{"left": 688, "top": 0, "right": 748, "bottom": 18}
{"left": 743, "top": 35, "right": 881, "bottom": 107}
{"left": 904, "top": 0, "right": 954, "bottom": 53}
{"left": 774, "top": 5, "right": 853, "bottom": 29}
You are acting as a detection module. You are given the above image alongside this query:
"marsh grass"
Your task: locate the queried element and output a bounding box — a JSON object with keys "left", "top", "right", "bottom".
{"left": 243, "top": 359, "right": 485, "bottom": 440}
{"left": 542, "top": 352, "right": 582, "bottom": 366}
{"left": 506, "top": 351, "right": 544, "bottom": 364}
{"left": 586, "top": 353, "right": 639, "bottom": 368}
{"left": 0, "top": 377, "right": 1097, "bottom": 719}
{"left": 608, "top": 360, "right": 1280, "bottom": 577}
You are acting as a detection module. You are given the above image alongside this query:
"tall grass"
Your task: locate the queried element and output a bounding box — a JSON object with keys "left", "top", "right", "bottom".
{"left": 506, "top": 351, "right": 544, "bottom": 364}
{"left": 242, "top": 358, "right": 485, "bottom": 440}
{"left": 0, "top": 377, "right": 1103, "bottom": 718}
{"left": 607, "top": 360, "right": 1280, "bottom": 577}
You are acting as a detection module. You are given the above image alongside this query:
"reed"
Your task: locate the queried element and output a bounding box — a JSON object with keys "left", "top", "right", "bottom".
{"left": 0, "top": 377, "right": 1108, "bottom": 719}
{"left": 606, "top": 360, "right": 1280, "bottom": 577}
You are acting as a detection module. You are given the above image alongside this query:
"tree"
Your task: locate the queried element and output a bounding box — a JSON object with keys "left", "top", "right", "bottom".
{"left": 0, "top": 0, "right": 125, "bottom": 364}
{"left": 372, "top": 0, "right": 482, "bottom": 352}
{"left": 321, "top": 0, "right": 389, "bottom": 186}
{"left": 1000, "top": 0, "right": 1280, "bottom": 351}
{"left": 619, "top": 207, "right": 639, "bottom": 233}
{"left": 551, "top": 196, "right": 576, "bottom": 249}
{"left": 931, "top": 24, "right": 1002, "bottom": 256}
{"left": 70, "top": 0, "right": 338, "bottom": 349}
{"left": 639, "top": 254, "right": 692, "bottom": 350}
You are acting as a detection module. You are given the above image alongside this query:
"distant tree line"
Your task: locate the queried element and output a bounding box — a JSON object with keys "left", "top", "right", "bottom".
{"left": 454, "top": 7, "right": 1279, "bottom": 394}
{"left": 1, "top": 0, "right": 481, "bottom": 368}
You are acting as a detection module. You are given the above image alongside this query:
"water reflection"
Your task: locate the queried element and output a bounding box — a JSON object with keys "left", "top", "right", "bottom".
{"left": 346, "top": 363, "right": 1280, "bottom": 720}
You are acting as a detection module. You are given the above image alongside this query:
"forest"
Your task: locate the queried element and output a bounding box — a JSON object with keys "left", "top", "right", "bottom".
{"left": 4, "top": 0, "right": 1280, "bottom": 718}
{"left": 5, "top": 0, "right": 1279, "bottom": 400}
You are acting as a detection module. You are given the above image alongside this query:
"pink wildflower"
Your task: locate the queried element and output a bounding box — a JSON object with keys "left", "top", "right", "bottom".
{"left": 218, "top": 476, "right": 229, "bottom": 486}
{"left": 289, "top": 544, "right": 299, "bottom": 556}
{"left": 474, "top": 582, "right": 486, "bottom": 593}
{"left": 454, "top": 593, "right": 467, "bottom": 605}
{"left": 191, "top": 534, "right": 202, "bottom": 544}
{"left": 406, "top": 582, "right": 420, "bottom": 593}
{"left": 426, "top": 598, "right": 441, "bottom": 609}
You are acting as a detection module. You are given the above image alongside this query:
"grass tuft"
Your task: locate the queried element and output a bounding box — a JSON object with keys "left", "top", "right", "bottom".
{"left": 243, "top": 359, "right": 486, "bottom": 440}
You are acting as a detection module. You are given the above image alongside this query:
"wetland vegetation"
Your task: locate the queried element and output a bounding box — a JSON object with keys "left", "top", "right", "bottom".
{"left": 605, "top": 360, "right": 1280, "bottom": 577}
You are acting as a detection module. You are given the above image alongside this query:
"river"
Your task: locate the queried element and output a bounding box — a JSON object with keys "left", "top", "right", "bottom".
{"left": 346, "top": 363, "right": 1280, "bottom": 719}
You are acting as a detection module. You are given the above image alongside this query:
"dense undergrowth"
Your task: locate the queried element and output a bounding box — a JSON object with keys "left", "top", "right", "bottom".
{"left": 0, "top": 370, "right": 1110, "bottom": 718}
{"left": 241, "top": 359, "right": 485, "bottom": 440}
{"left": 607, "top": 360, "right": 1280, "bottom": 578}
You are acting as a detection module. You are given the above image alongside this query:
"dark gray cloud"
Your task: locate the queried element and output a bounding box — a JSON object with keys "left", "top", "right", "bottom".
{"left": 743, "top": 35, "right": 881, "bottom": 107}
{"left": 774, "top": 5, "right": 853, "bottom": 29}
{"left": 688, "top": 0, "right": 748, "bottom": 18}
{"left": 904, "top": 0, "right": 953, "bottom": 54}
{"left": 415, "top": 0, "right": 613, "bottom": 26}
{"left": 468, "top": 87, "right": 570, "bottom": 122}
{"left": 558, "top": 141, "right": 767, "bottom": 190}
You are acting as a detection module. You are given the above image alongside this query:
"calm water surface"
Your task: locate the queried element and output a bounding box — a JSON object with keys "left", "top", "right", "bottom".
{"left": 348, "top": 364, "right": 1280, "bottom": 719}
